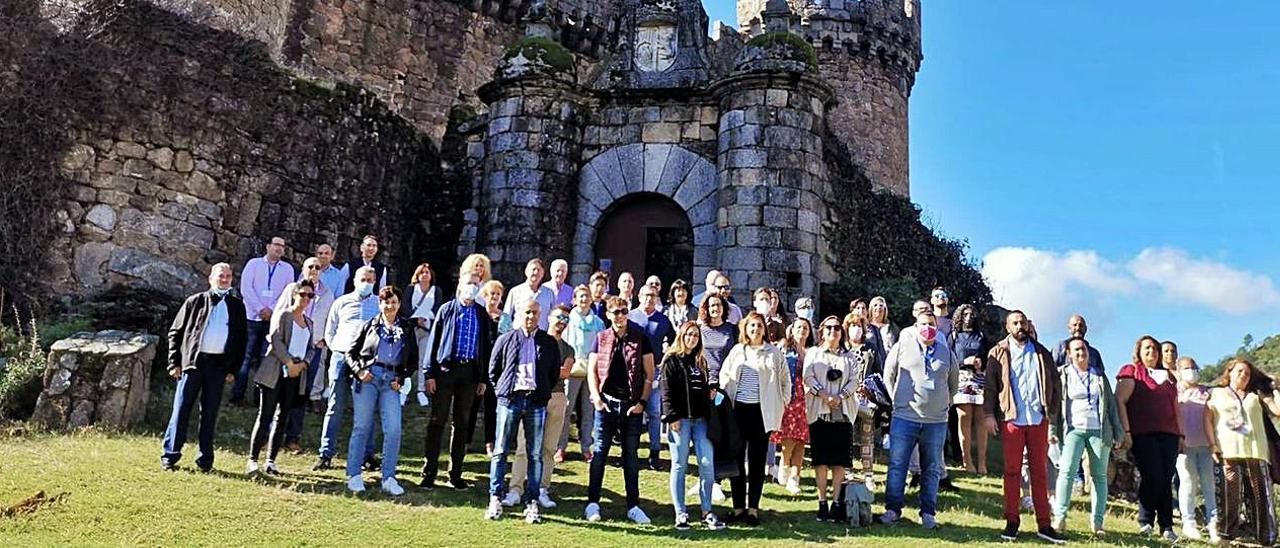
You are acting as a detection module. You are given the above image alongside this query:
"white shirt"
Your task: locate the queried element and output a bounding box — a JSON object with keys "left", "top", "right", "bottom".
{"left": 200, "top": 296, "right": 230, "bottom": 354}
{"left": 409, "top": 285, "right": 438, "bottom": 323}
{"left": 288, "top": 323, "right": 311, "bottom": 359}
{"left": 503, "top": 282, "right": 556, "bottom": 330}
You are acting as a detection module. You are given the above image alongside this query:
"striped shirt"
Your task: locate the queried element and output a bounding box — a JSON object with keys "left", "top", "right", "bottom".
{"left": 736, "top": 364, "right": 761, "bottom": 404}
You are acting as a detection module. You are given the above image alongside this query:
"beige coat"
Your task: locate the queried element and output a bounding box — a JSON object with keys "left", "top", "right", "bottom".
{"left": 253, "top": 309, "right": 311, "bottom": 396}
{"left": 803, "top": 346, "right": 863, "bottom": 424}
{"left": 719, "top": 343, "right": 791, "bottom": 431}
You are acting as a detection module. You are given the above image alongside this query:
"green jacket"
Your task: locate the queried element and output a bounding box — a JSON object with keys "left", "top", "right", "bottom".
{"left": 1050, "top": 364, "right": 1124, "bottom": 446}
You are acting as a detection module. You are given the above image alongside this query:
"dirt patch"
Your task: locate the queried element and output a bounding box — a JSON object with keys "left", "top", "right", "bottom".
{"left": 1, "top": 490, "right": 69, "bottom": 518}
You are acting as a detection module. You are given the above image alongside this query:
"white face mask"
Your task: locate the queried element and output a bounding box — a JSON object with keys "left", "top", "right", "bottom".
{"left": 210, "top": 286, "right": 230, "bottom": 297}
{"left": 754, "top": 300, "right": 770, "bottom": 315}
{"left": 458, "top": 283, "right": 480, "bottom": 301}
{"left": 1181, "top": 369, "right": 1201, "bottom": 383}
{"left": 356, "top": 281, "right": 375, "bottom": 298}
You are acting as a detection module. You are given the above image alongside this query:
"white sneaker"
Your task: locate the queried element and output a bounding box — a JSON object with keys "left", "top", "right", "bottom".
{"left": 627, "top": 506, "right": 651, "bottom": 525}
{"left": 1208, "top": 522, "right": 1221, "bottom": 543}
{"left": 264, "top": 460, "right": 279, "bottom": 475}
{"left": 484, "top": 496, "right": 503, "bottom": 520}
{"left": 537, "top": 489, "right": 557, "bottom": 509}
{"left": 585, "top": 502, "right": 601, "bottom": 522}
{"left": 246, "top": 459, "right": 259, "bottom": 475}
{"left": 381, "top": 477, "right": 405, "bottom": 496}
{"left": 1051, "top": 517, "right": 1065, "bottom": 533}
{"left": 1182, "top": 519, "right": 1202, "bottom": 540}
{"left": 711, "top": 483, "right": 726, "bottom": 502}
{"left": 1161, "top": 529, "right": 1179, "bottom": 542}
{"left": 347, "top": 475, "right": 365, "bottom": 493}
{"left": 523, "top": 501, "right": 541, "bottom": 524}
{"left": 1139, "top": 523, "right": 1154, "bottom": 535}
{"left": 502, "top": 491, "right": 521, "bottom": 507}
{"left": 785, "top": 476, "right": 802, "bottom": 495}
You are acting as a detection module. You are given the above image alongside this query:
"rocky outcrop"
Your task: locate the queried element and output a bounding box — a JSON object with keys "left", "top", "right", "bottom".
{"left": 31, "top": 331, "right": 157, "bottom": 430}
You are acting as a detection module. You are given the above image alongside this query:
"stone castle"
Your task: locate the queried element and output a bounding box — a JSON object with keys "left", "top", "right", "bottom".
{"left": 31, "top": 0, "right": 921, "bottom": 308}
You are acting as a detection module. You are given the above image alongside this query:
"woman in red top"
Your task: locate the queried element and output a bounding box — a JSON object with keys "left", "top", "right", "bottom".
{"left": 1115, "top": 335, "right": 1184, "bottom": 541}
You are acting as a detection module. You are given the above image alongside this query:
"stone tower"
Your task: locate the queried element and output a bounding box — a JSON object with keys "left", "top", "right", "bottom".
{"left": 738, "top": 0, "right": 922, "bottom": 196}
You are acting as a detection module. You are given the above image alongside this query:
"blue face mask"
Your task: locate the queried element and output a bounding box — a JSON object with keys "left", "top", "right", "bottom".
{"left": 210, "top": 287, "right": 230, "bottom": 297}
{"left": 356, "top": 281, "right": 374, "bottom": 298}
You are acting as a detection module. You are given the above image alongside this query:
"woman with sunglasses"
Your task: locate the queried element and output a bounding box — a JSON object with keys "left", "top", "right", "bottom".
{"left": 804, "top": 316, "right": 859, "bottom": 521}
{"left": 248, "top": 280, "right": 316, "bottom": 475}
{"left": 719, "top": 312, "right": 791, "bottom": 526}
{"left": 660, "top": 321, "right": 727, "bottom": 531}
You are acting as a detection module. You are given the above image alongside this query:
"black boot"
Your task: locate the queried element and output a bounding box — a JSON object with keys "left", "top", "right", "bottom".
{"left": 817, "top": 500, "right": 829, "bottom": 522}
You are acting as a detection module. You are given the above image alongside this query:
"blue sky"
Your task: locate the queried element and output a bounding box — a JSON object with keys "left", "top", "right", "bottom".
{"left": 706, "top": 1, "right": 1280, "bottom": 367}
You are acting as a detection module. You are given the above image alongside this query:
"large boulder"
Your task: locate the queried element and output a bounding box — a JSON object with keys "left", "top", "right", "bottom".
{"left": 31, "top": 330, "right": 157, "bottom": 431}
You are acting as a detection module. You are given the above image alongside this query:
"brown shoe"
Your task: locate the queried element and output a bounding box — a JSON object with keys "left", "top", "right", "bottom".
{"left": 286, "top": 441, "right": 303, "bottom": 455}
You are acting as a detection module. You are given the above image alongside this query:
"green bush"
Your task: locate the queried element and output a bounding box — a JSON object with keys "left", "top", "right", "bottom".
{"left": 745, "top": 31, "right": 819, "bottom": 70}
{"left": 0, "top": 313, "right": 46, "bottom": 421}
{"left": 500, "top": 36, "right": 576, "bottom": 74}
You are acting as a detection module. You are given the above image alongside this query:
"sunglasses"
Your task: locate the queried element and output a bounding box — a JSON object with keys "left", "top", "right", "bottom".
{"left": 297, "top": 292, "right": 315, "bottom": 299}
{"left": 552, "top": 315, "right": 570, "bottom": 323}
{"left": 714, "top": 284, "right": 731, "bottom": 290}
{"left": 821, "top": 324, "right": 841, "bottom": 330}
{"left": 932, "top": 292, "right": 949, "bottom": 299}
{"left": 609, "top": 309, "right": 628, "bottom": 315}
{"left": 305, "top": 264, "right": 321, "bottom": 270}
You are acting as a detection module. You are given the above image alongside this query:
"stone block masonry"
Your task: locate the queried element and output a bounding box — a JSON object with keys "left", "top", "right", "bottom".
{"left": 31, "top": 331, "right": 157, "bottom": 431}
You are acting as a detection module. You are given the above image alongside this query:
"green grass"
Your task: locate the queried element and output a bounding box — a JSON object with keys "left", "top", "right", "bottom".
{"left": 0, "top": 388, "right": 1168, "bottom": 546}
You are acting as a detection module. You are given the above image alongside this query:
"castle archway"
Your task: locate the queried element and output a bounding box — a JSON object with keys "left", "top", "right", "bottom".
{"left": 571, "top": 144, "right": 718, "bottom": 285}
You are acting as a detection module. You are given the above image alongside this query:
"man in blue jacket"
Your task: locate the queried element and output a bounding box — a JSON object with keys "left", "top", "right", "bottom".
{"left": 484, "top": 300, "right": 562, "bottom": 523}
{"left": 420, "top": 273, "right": 493, "bottom": 489}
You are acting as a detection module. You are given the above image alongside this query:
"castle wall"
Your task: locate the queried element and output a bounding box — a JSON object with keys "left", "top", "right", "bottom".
{"left": 202, "top": 0, "right": 294, "bottom": 55}
{"left": 24, "top": 1, "right": 452, "bottom": 298}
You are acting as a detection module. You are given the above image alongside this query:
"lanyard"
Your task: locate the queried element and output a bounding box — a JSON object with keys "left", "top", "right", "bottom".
{"left": 1229, "top": 387, "right": 1249, "bottom": 416}
{"left": 266, "top": 261, "right": 279, "bottom": 287}
{"left": 1070, "top": 366, "right": 1095, "bottom": 412}
{"left": 917, "top": 340, "right": 939, "bottom": 376}
{"left": 413, "top": 287, "right": 428, "bottom": 310}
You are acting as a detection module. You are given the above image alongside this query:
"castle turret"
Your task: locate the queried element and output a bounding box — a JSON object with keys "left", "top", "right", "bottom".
{"left": 711, "top": 4, "right": 835, "bottom": 306}
{"left": 475, "top": 12, "right": 585, "bottom": 282}
{"left": 738, "top": 0, "right": 922, "bottom": 196}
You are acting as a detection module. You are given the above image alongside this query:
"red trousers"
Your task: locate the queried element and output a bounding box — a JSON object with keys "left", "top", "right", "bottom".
{"left": 1001, "top": 420, "right": 1051, "bottom": 527}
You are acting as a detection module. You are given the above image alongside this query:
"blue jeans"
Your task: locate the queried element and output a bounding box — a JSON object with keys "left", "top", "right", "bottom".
{"left": 345, "top": 366, "right": 402, "bottom": 479}
{"left": 587, "top": 398, "right": 643, "bottom": 508}
{"left": 668, "top": 418, "right": 715, "bottom": 516}
{"left": 1177, "top": 445, "right": 1218, "bottom": 526}
{"left": 646, "top": 386, "right": 663, "bottom": 454}
{"left": 885, "top": 417, "right": 946, "bottom": 517}
{"left": 283, "top": 347, "right": 326, "bottom": 444}
{"left": 161, "top": 354, "right": 226, "bottom": 467}
{"left": 320, "top": 351, "right": 375, "bottom": 460}
{"left": 489, "top": 393, "right": 547, "bottom": 501}
{"left": 231, "top": 319, "right": 269, "bottom": 400}
{"left": 1052, "top": 428, "right": 1112, "bottom": 528}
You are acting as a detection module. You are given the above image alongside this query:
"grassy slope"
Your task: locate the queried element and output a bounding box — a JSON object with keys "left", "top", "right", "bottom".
{"left": 0, "top": 390, "right": 1164, "bottom": 547}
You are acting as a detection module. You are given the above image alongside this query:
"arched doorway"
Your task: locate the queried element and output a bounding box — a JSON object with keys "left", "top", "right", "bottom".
{"left": 593, "top": 193, "right": 693, "bottom": 288}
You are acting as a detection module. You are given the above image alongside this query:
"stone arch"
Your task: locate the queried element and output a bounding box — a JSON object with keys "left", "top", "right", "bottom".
{"left": 571, "top": 143, "right": 718, "bottom": 280}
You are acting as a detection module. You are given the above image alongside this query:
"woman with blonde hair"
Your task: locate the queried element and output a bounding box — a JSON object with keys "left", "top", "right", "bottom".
{"left": 470, "top": 278, "right": 505, "bottom": 454}
{"left": 771, "top": 317, "right": 812, "bottom": 495}
{"left": 719, "top": 312, "right": 791, "bottom": 525}
{"left": 660, "top": 321, "right": 727, "bottom": 531}
{"left": 1206, "top": 358, "right": 1280, "bottom": 545}
{"left": 867, "top": 296, "right": 896, "bottom": 363}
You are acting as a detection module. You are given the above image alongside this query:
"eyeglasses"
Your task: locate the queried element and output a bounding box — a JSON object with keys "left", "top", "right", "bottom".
{"left": 932, "top": 291, "right": 949, "bottom": 299}
{"left": 552, "top": 315, "right": 570, "bottom": 323}
{"left": 714, "top": 284, "right": 731, "bottom": 290}
{"left": 821, "top": 325, "right": 841, "bottom": 330}
{"left": 609, "top": 308, "right": 628, "bottom": 315}
{"left": 305, "top": 264, "right": 321, "bottom": 270}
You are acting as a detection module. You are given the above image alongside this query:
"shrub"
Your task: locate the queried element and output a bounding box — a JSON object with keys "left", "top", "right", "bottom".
{"left": 744, "top": 31, "right": 819, "bottom": 70}
{"left": 0, "top": 311, "right": 47, "bottom": 421}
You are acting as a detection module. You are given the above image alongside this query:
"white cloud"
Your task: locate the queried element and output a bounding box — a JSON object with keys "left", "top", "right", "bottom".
{"left": 981, "top": 246, "right": 1279, "bottom": 322}
{"left": 980, "top": 247, "right": 1131, "bottom": 329}
{"left": 1128, "top": 247, "right": 1280, "bottom": 315}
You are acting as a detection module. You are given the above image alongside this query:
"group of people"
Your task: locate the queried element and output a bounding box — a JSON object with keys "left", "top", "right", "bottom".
{"left": 159, "top": 234, "right": 1280, "bottom": 544}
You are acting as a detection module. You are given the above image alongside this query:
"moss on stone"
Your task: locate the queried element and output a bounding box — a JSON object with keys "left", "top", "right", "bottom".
{"left": 745, "top": 32, "right": 818, "bottom": 70}
{"left": 502, "top": 37, "right": 576, "bottom": 73}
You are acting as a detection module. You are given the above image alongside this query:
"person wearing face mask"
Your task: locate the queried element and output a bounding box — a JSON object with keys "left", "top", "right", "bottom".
{"left": 1048, "top": 336, "right": 1124, "bottom": 537}
{"left": 983, "top": 311, "right": 1065, "bottom": 544}
{"left": 881, "top": 311, "right": 959, "bottom": 530}
{"left": 1173, "top": 356, "right": 1218, "bottom": 542}
{"left": 273, "top": 257, "right": 336, "bottom": 455}
{"left": 1114, "top": 335, "right": 1182, "bottom": 541}
{"left": 419, "top": 273, "right": 495, "bottom": 489}
{"left": 793, "top": 296, "right": 816, "bottom": 324}
{"left": 754, "top": 287, "right": 786, "bottom": 345}
{"left": 314, "top": 266, "right": 381, "bottom": 472}
{"left": 161, "top": 263, "right": 248, "bottom": 472}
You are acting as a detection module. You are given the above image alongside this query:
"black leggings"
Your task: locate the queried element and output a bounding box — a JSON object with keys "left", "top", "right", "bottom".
{"left": 730, "top": 402, "right": 768, "bottom": 511}
{"left": 1131, "top": 432, "right": 1178, "bottom": 530}
{"left": 250, "top": 377, "right": 300, "bottom": 462}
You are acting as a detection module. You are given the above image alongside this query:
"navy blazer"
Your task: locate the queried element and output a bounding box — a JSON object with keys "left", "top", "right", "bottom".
{"left": 488, "top": 328, "right": 561, "bottom": 407}
{"left": 424, "top": 298, "right": 494, "bottom": 381}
